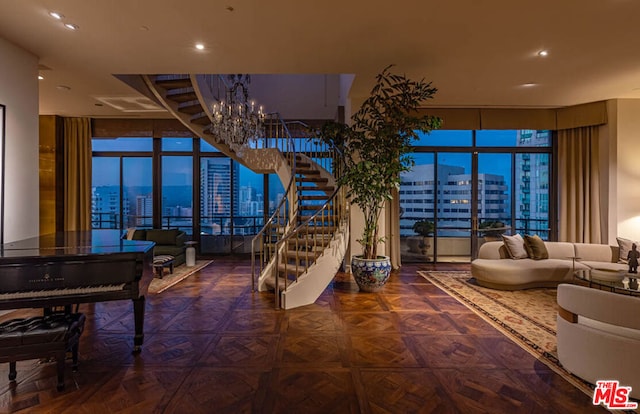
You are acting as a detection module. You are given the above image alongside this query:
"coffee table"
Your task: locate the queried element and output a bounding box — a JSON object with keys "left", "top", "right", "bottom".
{"left": 574, "top": 267, "right": 640, "bottom": 296}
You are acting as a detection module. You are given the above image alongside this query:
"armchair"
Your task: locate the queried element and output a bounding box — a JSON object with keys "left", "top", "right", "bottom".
{"left": 557, "top": 283, "right": 640, "bottom": 399}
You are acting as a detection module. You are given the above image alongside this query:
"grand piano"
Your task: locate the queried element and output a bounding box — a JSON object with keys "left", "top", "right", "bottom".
{"left": 0, "top": 230, "right": 154, "bottom": 352}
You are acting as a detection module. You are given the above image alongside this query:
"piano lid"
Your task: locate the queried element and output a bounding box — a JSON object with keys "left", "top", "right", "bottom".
{"left": 0, "top": 230, "right": 154, "bottom": 258}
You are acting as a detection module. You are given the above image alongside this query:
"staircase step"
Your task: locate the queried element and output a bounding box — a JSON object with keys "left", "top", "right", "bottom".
{"left": 179, "top": 102, "right": 203, "bottom": 114}
{"left": 299, "top": 205, "right": 324, "bottom": 211}
{"left": 169, "top": 91, "right": 198, "bottom": 103}
{"left": 296, "top": 169, "right": 320, "bottom": 175}
{"left": 295, "top": 162, "right": 312, "bottom": 169}
{"left": 287, "top": 237, "right": 330, "bottom": 247}
{"left": 297, "top": 222, "right": 337, "bottom": 230}
{"left": 155, "top": 77, "right": 192, "bottom": 89}
{"left": 299, "top": 195, "right": 330, "bottom": 201}
{"left": 287, "top": 238, "right": 331, "bottom": 248}
{"left": 284, "top": 249, "right": 321, "bottom": 260}
{"left": 277, "top": 263, "right": 305, "bottom": 277}
{"left": 295, "top": 226, "right": 337, "bottom": 234}
{"left": 298, "top": 177, "right": 328, "bottom": 183}
{"left": 191, "top": 114, "right": 210, "bottom": 125}
{"left": 264, "top": 274, "right": 289, "bottom": 291}
{"left": 298, "top": 186, "right": 335, "bottom": 193}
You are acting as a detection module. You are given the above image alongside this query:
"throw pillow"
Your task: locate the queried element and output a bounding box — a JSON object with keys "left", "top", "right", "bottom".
{"left": 125, "top": 227, "right": 137, "bottom": 240}
{"left": 523, "top": 234, "right": 549, "bottom": 260}
{"left": 616, "top": 237, "right": 640, "bottom": 263}
{"left": 502, "top": 234, "right": 528, "bottom": 259}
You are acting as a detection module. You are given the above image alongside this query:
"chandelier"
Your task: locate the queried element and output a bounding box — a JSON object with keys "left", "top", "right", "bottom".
{"left": 211, "top": 74, "right": 265, "bottom": 155}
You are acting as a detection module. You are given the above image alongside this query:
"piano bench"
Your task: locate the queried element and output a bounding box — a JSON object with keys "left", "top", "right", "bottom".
{"left": 0, "top": 313, "right": 86, "bottom": 391}
{"left": 153, "top": 255, "right": 175, "bottom": 278}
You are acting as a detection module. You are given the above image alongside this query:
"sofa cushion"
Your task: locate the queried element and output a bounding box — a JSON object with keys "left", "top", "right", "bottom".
{"left": 579, "top": 261, "right": 627, "bottom": 272}
{"left": 524, "top": 235, "right": 548, "bottom": 260}
{"left": 154, "top": 245, "right": 185, "bottom": 257}
{"left": 130, "top": 229, "right": 147, "bottom": 241}
{"left": 146, "top": 229, "right": 180, "bottom": 245}
{"left": 502, "top": 234, "right": 528, "bottom": 259}
{"left": 616, "top": 237, "right": 640, "bottom": 263}
{"left": 545, "top": 242, "right": 576, "bottom": 260}
{"left": 574, "top": 243, "right": 618, "bottom": 263}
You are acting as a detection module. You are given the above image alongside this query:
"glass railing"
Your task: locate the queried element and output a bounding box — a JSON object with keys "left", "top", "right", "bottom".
{"left": 91, "top": 212, "right": 119, "bottom": 229}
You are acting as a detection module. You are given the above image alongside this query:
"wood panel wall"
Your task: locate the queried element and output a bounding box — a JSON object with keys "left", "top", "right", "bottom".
{"left": 39, "top": 115, "right": 64, "bottom": 234}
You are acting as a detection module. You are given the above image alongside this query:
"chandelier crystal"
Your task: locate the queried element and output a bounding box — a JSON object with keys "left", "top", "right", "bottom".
{"left": 211, "top": 74, "right": 265, "bottom": 155}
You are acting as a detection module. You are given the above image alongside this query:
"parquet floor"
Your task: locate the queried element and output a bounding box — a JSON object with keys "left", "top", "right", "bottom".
{"left": 0, "top": 258, "right": 606, "bottom": 413}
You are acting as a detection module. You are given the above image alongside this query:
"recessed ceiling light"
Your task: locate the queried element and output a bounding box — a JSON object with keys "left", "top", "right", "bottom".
{"left": 195, "top": 43, "right": 205, "bottom": 50}
{"left": 522, "top": 83, "right": 537, "bottom": 87}
{"left": 538, "top": 50, "right": 549, "bottom": 57}
{"left": 64, "top": 23, "right": 79, "bottom": 30}
{"left": 38, "top": 75, "right": 44, "bottom": 80}
{"left": 49, "top": 11, "right": 64, "bottom": 20}
{"left": 56, "top": 85, "right": 71, "bottom": 91}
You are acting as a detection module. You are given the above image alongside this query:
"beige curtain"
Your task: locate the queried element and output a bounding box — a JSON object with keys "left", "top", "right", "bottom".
{"left": 558, "top": 126, "right": 602, "bottom": 243}
{"left": 386, "top": 187, "right": 402, "bottom": 269}
{"left": 64, "top": 117, "right": 92, "bottom": 231}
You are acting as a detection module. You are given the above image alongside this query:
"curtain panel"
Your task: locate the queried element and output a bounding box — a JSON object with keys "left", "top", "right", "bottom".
{"left": 63, "top": 117, "right": 92, "bottom": 231}
{"left": 557, "top": 126, "right": 602, "bottom": 243}
{"left": 386, "top": 187, "right": 402, "bottom": 269}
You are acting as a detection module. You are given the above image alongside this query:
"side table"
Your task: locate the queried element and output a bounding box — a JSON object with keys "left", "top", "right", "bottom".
{"left": 185, "top": 241, "right": 198, "bottom": 267}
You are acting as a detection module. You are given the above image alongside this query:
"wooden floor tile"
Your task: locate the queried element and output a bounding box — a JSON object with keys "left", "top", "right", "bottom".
{"left": 267, "top": 368, "right": 359, "bottom": 414}
{"left": 348, "top": 334, "right": 421, "bottom": 368}
{"left": 164, "top": 368, "right": 267, "bottom": 413}
{"left": 0, "top": 259, "right": 608, "bottom": 413}
{"left": 358, "top": 369, "right": 458, "bottom": 413}
{"left": 278, "top": 334, "right": 344, "bottom": 366}
{"left": 199, "top": 335, "right": 278, "bottom": 367}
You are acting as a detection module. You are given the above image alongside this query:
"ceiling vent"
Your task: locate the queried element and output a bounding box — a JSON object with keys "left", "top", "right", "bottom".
{"left": 93, "top": 96, "right": 167, "bottom": 112}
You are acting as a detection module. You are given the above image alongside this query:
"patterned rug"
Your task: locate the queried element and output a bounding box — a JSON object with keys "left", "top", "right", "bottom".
{"left": 149, "top": 260, "right": 212, "bottom": 293}
{"left": 418, "top": 271, "right": 596, "bottom": 399}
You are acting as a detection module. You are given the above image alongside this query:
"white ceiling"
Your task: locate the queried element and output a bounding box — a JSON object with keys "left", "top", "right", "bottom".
{"left": 1, "top": 0, "right": 640, "bottom": 119}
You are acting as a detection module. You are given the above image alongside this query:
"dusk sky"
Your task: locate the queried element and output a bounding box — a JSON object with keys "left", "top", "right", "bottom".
{"left": 92, "top": 130, "right": 532, "bottom": 193}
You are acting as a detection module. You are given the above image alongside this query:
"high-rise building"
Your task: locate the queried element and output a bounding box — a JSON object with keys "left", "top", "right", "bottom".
{"left": 238, "top": 185, "right": 263, "bottom": 217}
{"left": 91, "top": 186, "right": 129, "bottom": 229}
{"left": 516, "top": 130, "right": 550, "bottom": 234}
{"left": 399, "top": 164, "right": 508, "bottom": 236}
{"left": 135, "top": 194, "right": 153, "bottom": 227}
{"left": 200, "top": 159, "right": 239, "bottom": 233}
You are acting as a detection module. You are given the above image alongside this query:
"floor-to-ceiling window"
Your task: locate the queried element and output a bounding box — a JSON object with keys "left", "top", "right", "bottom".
{"left": 92, "top": 135, "right": 276, "bottom": 255}
{"left": 91, "top": 138, "right": 153, "bottom": 230}
{"left": 161, "top": 137, "right": 193, "bottom": 233}
{"left": 400, "top": 129, "right": 553, "bottom": 263}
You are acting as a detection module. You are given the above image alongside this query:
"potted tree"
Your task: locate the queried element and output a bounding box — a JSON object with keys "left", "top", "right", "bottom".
{"left": 411, "top": 219, "right": 434, "bottom": 257}
{"left": 318, "top": 65, "right": 441, "bottom": 291}
{"left": 478, "top": 220, "right": 509, "bottom": 241}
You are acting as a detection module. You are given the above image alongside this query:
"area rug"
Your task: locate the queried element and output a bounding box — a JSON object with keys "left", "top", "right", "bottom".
{"left": 149, "top": 260, "right": 212, "bottom": 293}
{"left": 418, "top": 271, "right": 597, "bottom": 399}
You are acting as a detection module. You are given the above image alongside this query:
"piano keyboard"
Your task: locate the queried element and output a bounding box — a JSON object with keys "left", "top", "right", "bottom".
{"left": 0, "top": 284, "right": 126, "bottom": 300}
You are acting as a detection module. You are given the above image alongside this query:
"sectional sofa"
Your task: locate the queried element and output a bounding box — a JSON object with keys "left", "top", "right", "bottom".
{"left": 471, "top": 241, "right": 627, "bottom": 290}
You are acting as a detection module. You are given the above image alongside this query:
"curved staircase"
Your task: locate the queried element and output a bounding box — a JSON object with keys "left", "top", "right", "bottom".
{"left": 138, "top": 74, "right": 348, "bottom": 309}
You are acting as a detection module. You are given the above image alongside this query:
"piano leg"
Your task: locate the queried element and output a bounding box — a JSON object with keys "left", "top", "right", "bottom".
{"left": 132, "top": 296, "right": 145, "bottom": 354}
